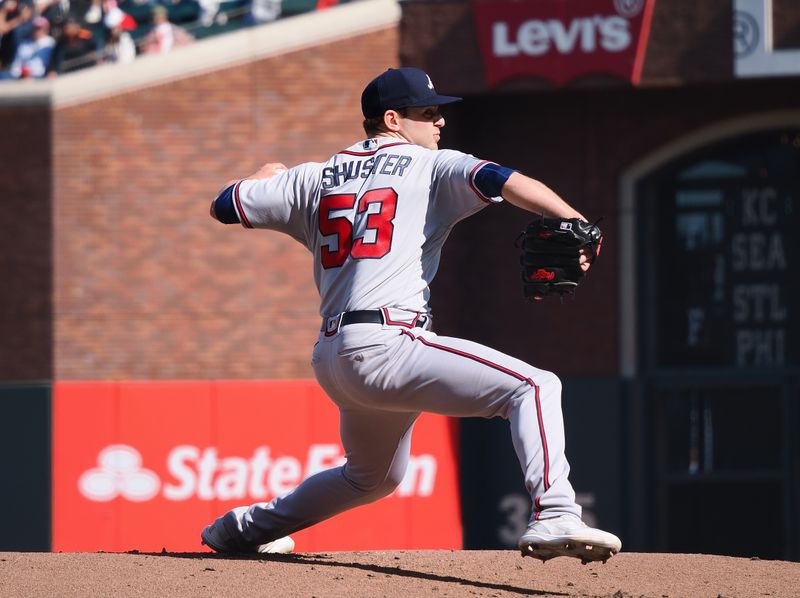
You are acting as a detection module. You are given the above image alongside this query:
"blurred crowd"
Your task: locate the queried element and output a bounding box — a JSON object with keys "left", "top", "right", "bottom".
{"left": 0, "top": 0, "right": 340, "bottom": 80}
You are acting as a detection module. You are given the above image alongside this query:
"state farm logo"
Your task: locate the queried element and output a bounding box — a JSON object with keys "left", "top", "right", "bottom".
{"left": 78, "top": 444, "right": 437, "bottom": 502}
{"left": 79, "top": 445, "right": 161, "bottom": 502}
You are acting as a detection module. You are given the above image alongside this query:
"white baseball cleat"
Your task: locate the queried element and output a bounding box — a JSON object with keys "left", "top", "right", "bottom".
{"left": 518, "top": 514, "right": 621, "bottom": 564}
{"left": 201, "top": 519, "right": 295, "bottom": 555}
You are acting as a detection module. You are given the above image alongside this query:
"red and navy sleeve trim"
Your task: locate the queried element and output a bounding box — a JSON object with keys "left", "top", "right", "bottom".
{"left": 468, "top": 161, "right": 492, "bottom": 203}
{"left": 232, "top": 181, "right": 253, "bottom": 229}
{"left": 213, "top": 184, "right": 240, "bottom": 224}
{"left": 469, "top": 161, "right": 515, "bottom": 203}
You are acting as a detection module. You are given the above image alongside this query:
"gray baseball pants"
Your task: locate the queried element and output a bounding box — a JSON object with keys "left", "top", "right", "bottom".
{"left": 221, "top": 313, "right": 581, "bottom": 545}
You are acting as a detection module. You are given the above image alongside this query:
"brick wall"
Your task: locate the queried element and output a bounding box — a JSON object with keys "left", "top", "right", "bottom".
{"left": 0, "top": 105, "right": 52, "bottom": 381}
{"left": 4, "top": 2, "right": 799, "bottom": 382}
{"left": 51, "top": 26, "right": 399, "bottom": 379}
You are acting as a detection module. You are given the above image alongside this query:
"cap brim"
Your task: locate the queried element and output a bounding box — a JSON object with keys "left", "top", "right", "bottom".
{"left": 403, "top": 94, "right": 462, "bottom": 108}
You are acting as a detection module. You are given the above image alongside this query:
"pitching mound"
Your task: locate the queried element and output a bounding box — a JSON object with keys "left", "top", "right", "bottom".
{"left": 1, "top": 550, "right": 798, "bottom": 597}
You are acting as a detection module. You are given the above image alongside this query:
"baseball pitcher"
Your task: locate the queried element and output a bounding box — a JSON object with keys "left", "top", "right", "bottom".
{"left": 201, "top": 67, "right": 621, "bottom": 563}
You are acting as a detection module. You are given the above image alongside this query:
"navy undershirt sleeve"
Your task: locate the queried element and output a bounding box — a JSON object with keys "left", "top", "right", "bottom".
{"left": 213, "top": 184, "right": 240, "bottom": 224}
{"left": 473, "top": 163, "right": 516, "bottom": 198}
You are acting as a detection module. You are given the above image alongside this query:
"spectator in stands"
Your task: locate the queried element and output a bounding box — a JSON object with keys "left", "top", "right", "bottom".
{"left": 83, "top": 0, "right": 102, "bottom": 24}
{"left": 0, "top": 0, "right": 33, "bottom": 71}
{"left": 247, "top": 0, "right": 279, "bottom": 25}
{"left": 4, "top": 15, "right": 54, "bottom": 78}
{"left": 100, "top": 6, "right": 134, "bottom": 63}
{"left": 141, "top": 5, "right": 171, "bottom": 53}
{"left": 46, "top": 15, "right": 97, "bottom": 75}
{"left": 141, "top": 5, "right": 191, "bottom": 55}
{"left": 197, "top": 0, "right": 218, "bottom": 27}
{"left": 36, "top": 0, "right": 70, "bottom": 38}
{"left": 83, "top": 0, "right": 129, "bottom": 28}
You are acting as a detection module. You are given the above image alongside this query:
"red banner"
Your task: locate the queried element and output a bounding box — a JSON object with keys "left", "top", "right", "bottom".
{"left": 52, "top": 380, "right": 462, "bottom": 552}
{"left": 473, "top": 0, "right": 656, "bottom": 87}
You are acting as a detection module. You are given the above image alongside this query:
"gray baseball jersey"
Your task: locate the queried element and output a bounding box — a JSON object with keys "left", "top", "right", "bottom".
{"left": 211, "top": 136, "right": 581, "bottom": 548}
{"left": 231, "top": 137, "right": 500, "bottom": 316}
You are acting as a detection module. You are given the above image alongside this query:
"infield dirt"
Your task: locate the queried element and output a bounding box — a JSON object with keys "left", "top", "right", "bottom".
{"left": 1, "top": 550, "right": 798, "bottom": 597}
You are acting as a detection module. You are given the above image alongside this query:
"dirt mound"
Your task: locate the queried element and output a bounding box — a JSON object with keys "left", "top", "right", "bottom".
{"left": 1, "top": 550, "right": 798, "bottom": 597}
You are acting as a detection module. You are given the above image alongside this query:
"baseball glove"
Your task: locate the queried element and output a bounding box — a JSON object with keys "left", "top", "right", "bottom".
{"left": 518, "top": 217, "right": 603, "bottom": 301}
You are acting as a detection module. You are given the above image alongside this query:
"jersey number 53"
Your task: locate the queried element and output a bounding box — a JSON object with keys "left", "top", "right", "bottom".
{"left": 319, "top": 187, "right": 398, "bottom": 269}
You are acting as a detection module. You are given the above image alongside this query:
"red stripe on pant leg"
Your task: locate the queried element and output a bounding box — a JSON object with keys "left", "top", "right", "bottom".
{"left": 534, "top": 383, "right": 551, "bottom": 491}
{"left": 410, "top": 334, "right": 553, "bottom": 510}
{"left": 531, "top": 383, "right": 551, "bottom": 520}
{"left": 416, "top": 336, "right": 530, "bottom": 384}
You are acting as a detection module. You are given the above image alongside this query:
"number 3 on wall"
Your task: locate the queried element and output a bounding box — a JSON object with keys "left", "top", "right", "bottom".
{"left": 319, "top": 188, "right": 398, "bottom": 268}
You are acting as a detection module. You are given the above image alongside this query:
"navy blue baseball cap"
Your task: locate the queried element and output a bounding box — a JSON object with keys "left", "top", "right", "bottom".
{"left": 361, "top": 68, "right": 462, "bottom": 118}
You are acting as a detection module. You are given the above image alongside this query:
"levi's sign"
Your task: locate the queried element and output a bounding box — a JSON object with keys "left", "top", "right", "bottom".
{"left": 473, "top": 0, "right": 656, "bottom": 87}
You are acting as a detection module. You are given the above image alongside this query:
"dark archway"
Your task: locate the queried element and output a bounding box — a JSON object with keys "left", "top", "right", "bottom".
{"left": 634, "top": 126, "right": 800, "bottom": 559}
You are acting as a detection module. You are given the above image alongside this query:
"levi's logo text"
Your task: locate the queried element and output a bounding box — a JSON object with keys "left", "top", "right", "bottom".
{"left": 492, "top": 14, "right": 631, "bottom": 57}
{"left": 78, "top": 443, "right": 437, "bottom": 502}
{"left": 472, "top": 0, "right": 655, "bottom": 87}
{"left": 322, "top": 154, "right": 413, "bottom": 190}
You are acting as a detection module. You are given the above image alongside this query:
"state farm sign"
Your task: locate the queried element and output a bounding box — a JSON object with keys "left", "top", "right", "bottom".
{"left": 78, "top": 443, "right": 436, "bottom": 503}
{"left": 473, "top": 0, "right": 656, "bottom": 87}
{"left": 53, "top": 380, "right": 461, "bottom": 553}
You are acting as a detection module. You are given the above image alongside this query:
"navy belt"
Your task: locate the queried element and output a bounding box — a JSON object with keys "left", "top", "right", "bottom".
{"left": 341, "top": 310, "right": 384, "bottom": 326}
{"left": 322, "top": 310, "right": 428, "bottom": 331}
